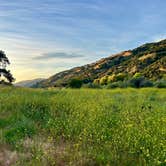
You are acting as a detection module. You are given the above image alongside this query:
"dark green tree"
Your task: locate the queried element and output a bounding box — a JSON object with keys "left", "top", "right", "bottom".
{"left": 0, "top": 50, "right": 15, "bottom": 84}
{"left": 68, "top": 79, "right": 83, "bottom": 88}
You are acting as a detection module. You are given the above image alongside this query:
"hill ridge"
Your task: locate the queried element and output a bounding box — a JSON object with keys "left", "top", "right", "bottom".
{"left": 35, "top": 39, "right": 166, "bottom": 88}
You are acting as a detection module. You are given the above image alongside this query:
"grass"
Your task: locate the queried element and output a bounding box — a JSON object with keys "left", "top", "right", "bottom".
{"left": 0, "top": 86, "right": 166, "bottom": 165}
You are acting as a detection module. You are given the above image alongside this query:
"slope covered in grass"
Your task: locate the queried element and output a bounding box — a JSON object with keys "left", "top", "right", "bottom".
{"left": 0, "top": 86, "right": 166, "bottom": 165}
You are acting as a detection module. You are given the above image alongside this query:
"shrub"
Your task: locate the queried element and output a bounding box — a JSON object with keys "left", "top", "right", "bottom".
{"left": 99, "top": 76, "right": 108, "bottom": 85}
{"left": 82, "top": 83, "right": 101, "bottom": 89}
{"left": 116, "top": 73, "right": 126, "bottom": 81}
{"left": 129, "top": 76, "right": 145, "bottom": 88}
{"left": 107, "top": 81, "right": 127, "bottom": 89}
{"left": 107, "top": 73, "right": 126, "bottom": 84}
{"left": 154, "top": 80, "right": 166, "bottom": 88}
{"left": 140, "top": 79, "right": 154, "bottom": 87}
{"left": 133, "top": 72, "right": 142, "bottom": 78}
{"left": 93, "top": 79, "right": 100, "bottom": 84}
{"left": 68, "top": 79, "right": 83, "bottom": 88}
{"left": 107, "top": 74, "right": 116, "bottom": 83}
{"left": 129, "top": 76, "right": 154, "bottom": 88}
{"left": 22, "top": 101, "right": 50, "bottom": 124}
{"left": 5, "top": 118, "right": 35, "bottom": 144}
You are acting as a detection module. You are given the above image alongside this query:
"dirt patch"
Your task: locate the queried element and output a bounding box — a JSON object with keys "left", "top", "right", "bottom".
{"left": 0, "top": 145, "right": 18, "bottom": 166}
{"left": 159, "top": 67, "right": 166, "bottom": 72}
{"left": 127, "top": 66, "right": 138, "bottom": 74}
{"left": 122, "top": 51, "right": 132, "bottom": 57}
{"left": 139, "top": 53, "right": 156, "bottom": 61}
{"left": 22, "top": 137, "right": 69, "bottom": 165}
{"left": 0, "top": 137, "right": 89, "bottom": 165}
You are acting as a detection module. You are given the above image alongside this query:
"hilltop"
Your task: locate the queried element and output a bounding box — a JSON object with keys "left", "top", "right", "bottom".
{"left": 15, "top": 78, "right": 44, "bottom": 87}
{"left": 35, "top": 39, "right": 166, "bottom": 88}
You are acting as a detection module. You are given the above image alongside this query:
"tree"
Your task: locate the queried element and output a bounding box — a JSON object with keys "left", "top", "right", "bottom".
{"left": 68, "top": 79, "right": 83, "bottom": 88}
{"left": 154, "top": 79, "right": 166, "bottom": 88}
{"left": 133, "top": 72, "right": 142, "bottom": 78}
{"left": 93, "top": 79, "right": 100, "bottom": 85}
{"left": 116, "top": 73, "right": 126, "bottom": 81}
{"left": 0, "top": 50, "right": 15, "bottom": 84}
{"left": 107, "top": 73, "right": 126, "bottom": 84}
{"left": 129, "top": 76, "right": 144, "bottom": 88}
{"left": 99, "top": 76, "right": 108, "bottom": 85}
{"left": 107, "top": 74, "right": 116, "bottom": 83}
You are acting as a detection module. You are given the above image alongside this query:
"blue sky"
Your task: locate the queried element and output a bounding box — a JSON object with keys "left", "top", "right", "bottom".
{"left": 0, "top": 0, "right": 166, "bottom": 81}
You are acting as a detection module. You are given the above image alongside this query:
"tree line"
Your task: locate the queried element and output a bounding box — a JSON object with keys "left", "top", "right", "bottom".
{"left": 68, "top": 73, "right": 166, "bottom": 89}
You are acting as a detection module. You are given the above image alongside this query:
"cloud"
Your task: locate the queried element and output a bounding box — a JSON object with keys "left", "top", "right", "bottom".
{"left": 33, "top": 52, "right": 85, "bottom": 60}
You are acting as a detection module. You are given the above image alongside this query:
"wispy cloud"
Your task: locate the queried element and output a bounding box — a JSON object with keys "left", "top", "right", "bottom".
{"left": 33, "top": 52, "right": 85, "bottom": 60}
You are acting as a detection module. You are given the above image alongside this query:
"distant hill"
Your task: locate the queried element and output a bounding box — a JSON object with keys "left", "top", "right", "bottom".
{"left": 15, "top": 78, "right": 44, "bottom": 87}
{"left": 35, "top": 39, "right": 166, "bottom": 88}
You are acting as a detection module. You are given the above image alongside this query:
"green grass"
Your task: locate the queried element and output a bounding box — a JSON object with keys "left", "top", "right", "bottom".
{"left": 0, "top": 86, "right": 166, "bottom": 165}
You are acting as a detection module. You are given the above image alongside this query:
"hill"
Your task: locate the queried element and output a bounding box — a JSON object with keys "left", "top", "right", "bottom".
{"left": 35, "top": 39, "right": 166, "bottom": 88}
{"left": 15, "top": 78, "right": 44, "bottom": 87}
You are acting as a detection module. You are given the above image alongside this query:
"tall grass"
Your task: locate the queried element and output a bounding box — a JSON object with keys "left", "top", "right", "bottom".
{"left": 0, "top": 86, "right": 166, "bottom": 165}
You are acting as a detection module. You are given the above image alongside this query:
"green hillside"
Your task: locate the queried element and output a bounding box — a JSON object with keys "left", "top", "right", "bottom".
{"left": 35, "top": 39, "right": 166, "bottom": 88}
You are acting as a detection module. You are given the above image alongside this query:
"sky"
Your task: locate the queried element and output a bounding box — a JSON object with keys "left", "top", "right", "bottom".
{"left": 0, "top": 0, "right": 166, "bottom": 82}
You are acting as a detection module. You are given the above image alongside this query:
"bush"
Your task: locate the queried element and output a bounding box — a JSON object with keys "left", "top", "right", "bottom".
{"left": 68, "top": 79, "right": 83, "bottom": 88}
{"left": 107, "top": 81, "right": 127, "bottom": 89}
{"left": 133, "top": 72, "right": 142, "bottom": 78}
{"left": 116, "top": 73, "right": 126, "bottom": 81}
{"left": 5, "top": 118, "right": 35, "bottom": 144}
{"left": 93, "top": 79, "right": 100, "bottom": 84}
{"left": 129, "top": 76, "right": 145, "bottom": 88}
{"left": 107, "top": 73, "right": 126, "bottom": 84}
{"left": 99, "top": 76, "right": 108, "bottom": 85}
{"left": 129, "top": 76, "right": 155, "bottom": 88}
{"left": 82, "top": 83, "right": 101, "bottom": 89}
{"left": 107, "top": 74, "right": 116, "bottom": 83}
{"left": 140, "top": 79, "right": 154, "bottom": 87}
{"left": 154, "top": 80, "right": 166, "bottom": 88}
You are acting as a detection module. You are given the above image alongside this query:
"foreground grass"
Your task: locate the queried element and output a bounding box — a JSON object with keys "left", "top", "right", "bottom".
{"left": 0, "top": 86, "right": 166, "bottom": 165}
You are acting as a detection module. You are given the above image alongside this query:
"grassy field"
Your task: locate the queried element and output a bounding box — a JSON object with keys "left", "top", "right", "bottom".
{"left": 0, "top": 86, "right": 166, "bottom": 166}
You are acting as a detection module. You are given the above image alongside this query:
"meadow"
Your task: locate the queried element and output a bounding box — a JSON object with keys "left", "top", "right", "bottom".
{"left": 0, "top": 86, "right": 166, "bottom": 165}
